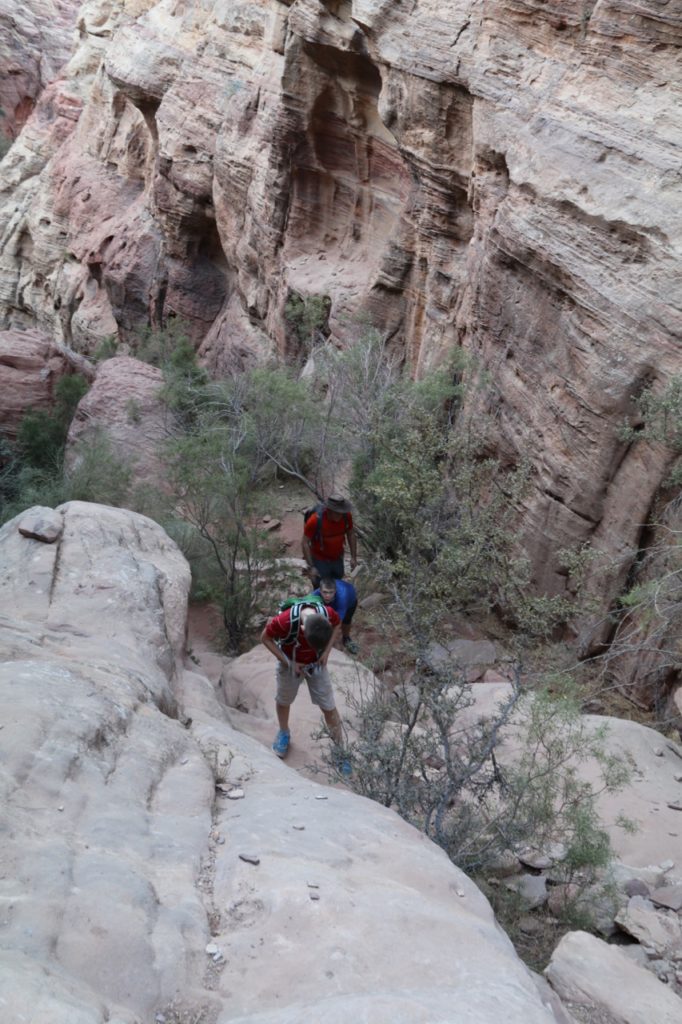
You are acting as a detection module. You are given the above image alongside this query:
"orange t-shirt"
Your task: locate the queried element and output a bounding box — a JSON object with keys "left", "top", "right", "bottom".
{"left": 304, "top": 510, "right": 353, "bottom": 560}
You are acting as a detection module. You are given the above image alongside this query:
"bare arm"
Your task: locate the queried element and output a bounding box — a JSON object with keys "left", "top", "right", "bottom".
{"left": 261, "top": 628, "right": 290, "bottom": 669}
{"left": 347, "top": 527, "right": 358, "bottom": 569}
{"left": 319, "top": 624, "right": 341, "bottom": 666}
{"left": 301, "top": 533, "right": 314, "bottom": 567}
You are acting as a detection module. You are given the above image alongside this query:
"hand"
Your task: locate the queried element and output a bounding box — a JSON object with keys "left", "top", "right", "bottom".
{"left": 350, "top": 557, "right": 358, "bottom": 571}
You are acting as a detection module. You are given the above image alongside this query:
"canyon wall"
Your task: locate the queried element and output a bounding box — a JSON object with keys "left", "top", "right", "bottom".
{"left": 0, "top": 1, "right": 680, "bottom": 647}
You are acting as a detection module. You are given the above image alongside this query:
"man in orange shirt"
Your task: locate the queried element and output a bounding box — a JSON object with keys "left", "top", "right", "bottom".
{"left": 302, "top": 494, "right": 358, "bottom": 587}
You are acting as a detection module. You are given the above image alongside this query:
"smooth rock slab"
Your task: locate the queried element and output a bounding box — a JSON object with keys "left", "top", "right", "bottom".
{"left": 545, "top": 930, "right": 682, "bottom": 1024}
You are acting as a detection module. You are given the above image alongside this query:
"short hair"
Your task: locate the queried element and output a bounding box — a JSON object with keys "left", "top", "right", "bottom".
{"left": 303, "top": 613, "right": 333, "bottom": 654}
{"left": 319, "top": 577, "right": 337, "bottom": 592}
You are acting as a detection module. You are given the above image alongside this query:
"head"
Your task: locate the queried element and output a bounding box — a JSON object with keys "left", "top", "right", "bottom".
{"left": 324, "top": 493, "right": 352, "bottom": 522}
{"left": 319, "top": 577, "right": 337, "bottom": 605}
{"left": 302, "top": 612, "right": 333, "bottom": 655}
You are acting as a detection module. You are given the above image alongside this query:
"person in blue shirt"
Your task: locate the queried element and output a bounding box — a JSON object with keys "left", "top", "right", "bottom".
{"left": 314, "top": 576, "right": 359, "bottom": 655}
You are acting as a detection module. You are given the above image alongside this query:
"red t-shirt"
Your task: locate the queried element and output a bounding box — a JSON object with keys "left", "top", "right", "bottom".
{"left": 304, "top": 510, "right": 353, "bottom": 560}
{"left": 265, "top": 605, "right": 340, "bottom": 664}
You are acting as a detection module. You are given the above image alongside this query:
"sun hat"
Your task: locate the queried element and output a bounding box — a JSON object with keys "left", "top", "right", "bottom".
{"left": 324, "top": 494, "right": 352, "bottom": 514}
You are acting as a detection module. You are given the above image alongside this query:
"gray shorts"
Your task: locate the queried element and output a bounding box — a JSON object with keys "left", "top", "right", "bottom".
{"left": 276, "top": 661, "right": 336, "bottom": 712}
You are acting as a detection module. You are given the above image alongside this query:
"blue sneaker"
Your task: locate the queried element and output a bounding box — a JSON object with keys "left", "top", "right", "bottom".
{"left": 332, "top": 748, "right": 352, "bottom": 777}
{"left": 272, "top": 729, "right": 290, "bottom": 758}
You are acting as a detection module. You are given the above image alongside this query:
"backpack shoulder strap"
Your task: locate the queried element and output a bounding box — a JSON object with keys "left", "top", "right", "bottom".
{"left": 280, "top": 603, "right": 301, "bottom": 648}
{"left": 278, "top": 600, "right": 328, "bottom": 649}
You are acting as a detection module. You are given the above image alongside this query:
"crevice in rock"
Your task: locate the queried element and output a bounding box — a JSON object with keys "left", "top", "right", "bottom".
{"left": 543, "top": 488, "right": 598, "bottom": 526}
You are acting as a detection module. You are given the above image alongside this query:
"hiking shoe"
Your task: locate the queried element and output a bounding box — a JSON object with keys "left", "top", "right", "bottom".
{"left": 332, "top": 748, "right": 352, "bottom": 778}
{"left": 342, "top": 636, "right": 359, "bottom": 656}
{"left": 272, "top": 729, "right": 290, "bottom": 758}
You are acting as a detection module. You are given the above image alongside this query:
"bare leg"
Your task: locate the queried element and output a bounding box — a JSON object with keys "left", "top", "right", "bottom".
{"left": 276, "top": 702, "right": 291, "bottom": 733}
{"left": 322, "top": 707, "right": 343, "bottom": 746}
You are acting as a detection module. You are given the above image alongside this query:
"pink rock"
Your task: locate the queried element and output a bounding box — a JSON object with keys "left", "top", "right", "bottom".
{"left": 65, "top": 356, "right": 166, "bottom": 490}
{"left": 0, "top": 329, "right": 70, "bottom": 439}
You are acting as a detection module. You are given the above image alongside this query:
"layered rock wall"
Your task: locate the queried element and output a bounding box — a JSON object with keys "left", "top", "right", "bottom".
{"left": 0, "top": 1, "right": 680, "bottom": 647}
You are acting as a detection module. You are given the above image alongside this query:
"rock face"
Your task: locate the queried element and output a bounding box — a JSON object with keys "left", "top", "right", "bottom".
{"left": 65, "top": 354, "right": 168, "bottom": 490}
{"left": 0, "top": 500, "right": 569, "bottom": 1023}
{"left": 0, "top": 327, "right": 73, "bottom": 438}
{"left": 0, "top": 3, "right": 680, "bottom": 670}
{"left": 0, "top": 0, "right": 80, "bottom": 143}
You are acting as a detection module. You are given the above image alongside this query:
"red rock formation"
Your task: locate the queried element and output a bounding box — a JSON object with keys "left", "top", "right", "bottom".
{"left": 66, "top": 355, "right": 167, "bottom": 489}
{"left": 0, "top": 328, "right": 73, "bottom": 438}
{"left": 0, "top": 1, "right": 80, "bottom": 143}
{"left": 0, "top": 0, "right": 679, "bottom": 678}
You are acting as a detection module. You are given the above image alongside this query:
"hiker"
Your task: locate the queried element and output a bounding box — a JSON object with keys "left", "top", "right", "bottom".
{"left": 261, "top": 599, "right": 351, "bottom": 773}
{"left": 302, "top": 493, "right": 357, "bottom": 587}
{"left": 314, "top": 576, "right": 359, "bottom": 656}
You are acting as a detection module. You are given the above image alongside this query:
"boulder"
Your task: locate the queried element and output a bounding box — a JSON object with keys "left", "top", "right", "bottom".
{"left": 0, "top": 328, "right": 70, "bottom": 438}
{"left": 65, "top": 356, "right": 167, "bottom": 492}
{"left": 17, "top": 505, "right": 63, "bottom": 542}
{"left": 614, "top": 896, "right": 682, "bottom": 959}
{"left": 546, "top": 930, "right": 682, "bottom": 1024}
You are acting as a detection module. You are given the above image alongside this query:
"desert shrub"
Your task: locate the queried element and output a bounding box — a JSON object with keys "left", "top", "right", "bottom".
{"left": 0, "top": 374, "right": 136, "bottom": 524}
{"left": 164, "top": 420, "right": 294, "bottom": 652}
{"left": 15, "top": 373, "right": 89, "bottom": 472}
{"left": 284, "top": 292, "right": 330, "bottom": 359}
{"left": 92, "top": 336, "right": 119, "bottom": 362}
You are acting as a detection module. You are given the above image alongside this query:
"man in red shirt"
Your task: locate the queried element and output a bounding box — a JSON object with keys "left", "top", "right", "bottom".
{"left": 261, "top": 600, "right": 350, "bottom": 773}
{"left": 302, "top": 494, "right": 358, "bottom": 587}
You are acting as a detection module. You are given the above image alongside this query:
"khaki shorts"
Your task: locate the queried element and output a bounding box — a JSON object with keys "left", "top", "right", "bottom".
{"left": 276, "top": 661, "right": 336, "bottom": 712}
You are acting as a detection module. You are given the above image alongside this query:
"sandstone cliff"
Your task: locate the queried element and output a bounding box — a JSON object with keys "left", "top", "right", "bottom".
{"left": 0, "top": 2, "right": 680, "bottom": 646}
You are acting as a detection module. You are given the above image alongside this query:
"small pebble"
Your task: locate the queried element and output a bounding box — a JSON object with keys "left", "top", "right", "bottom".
{"left": 309, "top": 893, "right": 320, "bottom": 901}
{"left": 181, "top": 758, "right": 189, "bottom": 765}
{"left": 314, "top": 795, "right": 328, "bottom": 801}
{"left": 239, "top": 853, "right": 260, "bottom": 865}
{"left": 212, "top": 952, "right": 224, "bottom": 963}
{"left": 293, "top": 824, "right": 305, "bottom": 831}
{"left": 205, "top": 942, "right": 220, "bottom": 955}
{"left": 456, "top": 889, "right": 466, "bottom": 897}
{"left": 674, "top": 773, "right": 682, "bottom": 782}
{"left": 58, "top": 805, "right": 64, "bottom": 812}
{"left": 307, "top": 882, "right": 319, "bottom": 889}
{"left": 156, "top": 1014, "right": 166, "bottom": 1023}
{"left": 654, "top": 748, "right": 664, "bottom": 757}
{"left": 227, "top": 788, "right": 245, "bottom": 800}
{"left": 217, "top": 836, "right": 226, "bottom": 845}
{"left": 667, "top": 802, "right": 682, "bottom": 812}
